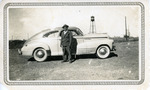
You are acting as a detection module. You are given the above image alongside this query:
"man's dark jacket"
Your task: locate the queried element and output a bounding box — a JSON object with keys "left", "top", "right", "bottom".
{"left": 60, "top": 30, "right": 73, "bottom": 47}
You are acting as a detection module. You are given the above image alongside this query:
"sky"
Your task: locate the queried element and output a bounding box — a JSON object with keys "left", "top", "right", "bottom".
{"left": 9, "top": 6, "right": 141, "bottom": 40}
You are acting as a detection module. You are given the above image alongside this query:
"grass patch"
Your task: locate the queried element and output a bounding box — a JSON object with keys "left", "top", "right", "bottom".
{"left": 111, "top": 37, "right": 139, "bottom": 43}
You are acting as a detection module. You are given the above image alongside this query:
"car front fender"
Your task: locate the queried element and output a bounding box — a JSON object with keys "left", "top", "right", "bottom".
{"left": 85, "top": 38, "right": 113, "bottom": 52}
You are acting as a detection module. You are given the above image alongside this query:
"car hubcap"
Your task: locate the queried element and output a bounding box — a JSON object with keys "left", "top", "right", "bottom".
{"left": 99, "top": 48, "right": 107, "bottom": 55}
{"left": 36, "top": 50, "right": 45, "bottom": 58}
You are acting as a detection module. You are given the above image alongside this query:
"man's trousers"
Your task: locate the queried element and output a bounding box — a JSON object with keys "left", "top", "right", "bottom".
{"left": 62, "top": 46, "right": 71, "bottom": 61}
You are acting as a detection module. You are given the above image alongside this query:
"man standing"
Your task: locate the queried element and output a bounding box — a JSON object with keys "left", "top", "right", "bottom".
{"left": 60, "top": 24, "right": 73, "bottom": 63}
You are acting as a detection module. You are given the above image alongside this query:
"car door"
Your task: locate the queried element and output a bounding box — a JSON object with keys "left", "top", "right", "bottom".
{"left": 45, "top": 31, "right": 60, "bottom": 55}
{"left": 74, "top": 35, "right": 86, "bottom": 55}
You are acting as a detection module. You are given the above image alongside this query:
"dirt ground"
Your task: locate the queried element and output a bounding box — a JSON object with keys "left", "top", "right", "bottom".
{"left": 9, "top": 41, "right": 139, "bottom": 80}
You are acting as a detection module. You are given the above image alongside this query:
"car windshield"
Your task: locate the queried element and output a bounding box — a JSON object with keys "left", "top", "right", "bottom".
{"left": 74, "top": 28, "right": 83, "bottom": 36}
{"left": 69, "top": 30, "right": 83, "bottom": 36}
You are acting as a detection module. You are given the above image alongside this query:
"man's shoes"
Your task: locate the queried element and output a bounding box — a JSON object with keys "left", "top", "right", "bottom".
{"left": 61, "top": 59, "right": 75, "bottom": 63}
{"left": 69, "top": 59, "right": 74, "bottom": 63}
{"left": 61, "top": 60, "right": 68, "bottom": 63}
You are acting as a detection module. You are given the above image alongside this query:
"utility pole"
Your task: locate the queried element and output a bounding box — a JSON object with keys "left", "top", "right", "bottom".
{"left": 125, "top": 16, "right": 127, "bottom": 41}
{"left": 124, "top": 16, "right": 129, "bottom": 41}
{"left": 128, "top": 25, "right": 130, "bottom": 37}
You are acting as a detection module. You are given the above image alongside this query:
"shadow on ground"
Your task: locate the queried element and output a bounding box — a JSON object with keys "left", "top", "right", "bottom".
{"left": 28, "top": 52, "right": 118, "bottom": 62}
{"left": 108, "top": 53, "right": 118, "bottom": 58}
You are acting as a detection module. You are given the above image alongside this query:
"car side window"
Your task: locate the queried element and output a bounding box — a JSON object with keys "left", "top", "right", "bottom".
{"left": 43, "top": 31, "right": 59, "bottom": 38}
{"left": 59, "top": 30, "right": 78, "bottom": 36}
{"left": 59, "top": 29, "right": 82, "bottom": 36}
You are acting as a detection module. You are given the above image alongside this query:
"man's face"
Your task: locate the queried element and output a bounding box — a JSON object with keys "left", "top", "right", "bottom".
{"left": 63, "top": 27, "right": 68, "bottom": 31}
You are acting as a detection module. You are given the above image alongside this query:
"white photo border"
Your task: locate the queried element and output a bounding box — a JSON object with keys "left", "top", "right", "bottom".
{"left": 3, "top": 2, "right": 145, "bottom": 85}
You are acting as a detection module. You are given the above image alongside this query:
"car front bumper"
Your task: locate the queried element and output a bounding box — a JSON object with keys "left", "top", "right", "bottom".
{"left": 112, "top": 45, "right": 116, "bottom": 51}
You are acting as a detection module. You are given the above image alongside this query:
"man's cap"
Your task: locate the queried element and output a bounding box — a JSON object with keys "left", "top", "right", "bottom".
{"left": 62, "top": 24, "right": 69, "bottom": 28}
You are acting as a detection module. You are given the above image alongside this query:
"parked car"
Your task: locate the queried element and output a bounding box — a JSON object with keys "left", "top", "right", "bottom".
{"left": 18, "top": 27, "right": 116, "bottom": 61}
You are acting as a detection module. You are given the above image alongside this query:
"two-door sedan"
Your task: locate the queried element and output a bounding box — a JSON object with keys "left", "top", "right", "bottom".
{"left": 18, "top": 27, "right": 116, "bottom": 62}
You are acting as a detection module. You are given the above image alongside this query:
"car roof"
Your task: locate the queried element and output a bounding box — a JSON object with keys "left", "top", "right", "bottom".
{"left": 54, "top": 27, "right": 79, "bottom": 31}
{"left": 39, "top": 27, "right": 80, "bottom": 35}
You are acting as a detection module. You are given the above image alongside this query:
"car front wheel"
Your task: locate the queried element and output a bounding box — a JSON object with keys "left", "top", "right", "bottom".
{"left": 96, "top": 46, "right": 110, "bottom": 59}
{"left": 33, "top": 48, "right": 48, "bottom": 62}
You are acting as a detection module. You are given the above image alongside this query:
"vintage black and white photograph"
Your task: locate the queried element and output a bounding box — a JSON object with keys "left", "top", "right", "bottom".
{"left": 5, "top": 2, "right": 144, "bottom": 85}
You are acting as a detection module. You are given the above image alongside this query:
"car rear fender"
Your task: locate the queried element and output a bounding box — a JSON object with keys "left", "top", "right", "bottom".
{"left": 32, "top": 43, "right": 51, "bottom": 56}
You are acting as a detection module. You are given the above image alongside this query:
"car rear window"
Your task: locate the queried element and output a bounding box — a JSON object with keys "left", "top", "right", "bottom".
{"left": 43, "top": 31, "right": 59, "bottom": 37}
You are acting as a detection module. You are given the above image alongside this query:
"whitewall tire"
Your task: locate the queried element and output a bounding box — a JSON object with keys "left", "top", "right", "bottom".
{"left": 96, "top": 46, "right": 110, "bottom": 59}
{"left": 33, "top": 48, "right": 48, "bottom": 62}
